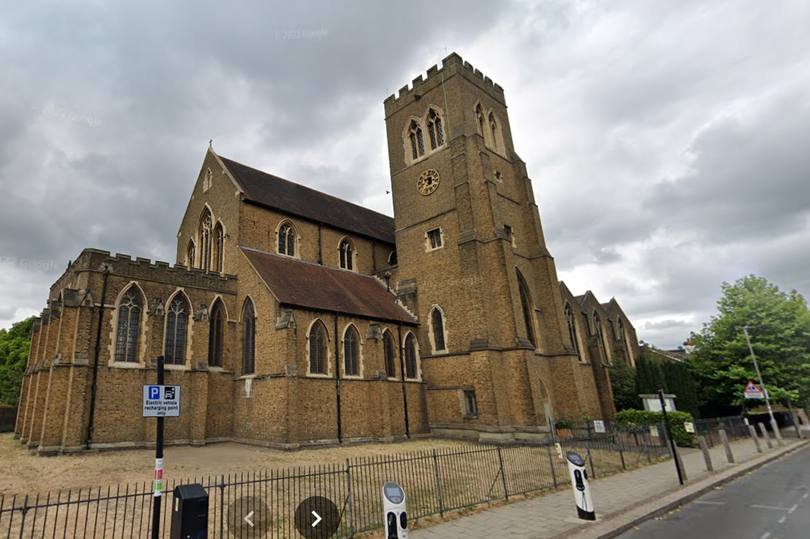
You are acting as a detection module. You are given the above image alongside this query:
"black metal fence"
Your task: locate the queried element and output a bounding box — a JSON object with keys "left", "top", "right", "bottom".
{"left": 0, "top": 427, "right": 674, "bottom": 538}
{"left": 693, "top": 416, "right": 751, "bottom": 447}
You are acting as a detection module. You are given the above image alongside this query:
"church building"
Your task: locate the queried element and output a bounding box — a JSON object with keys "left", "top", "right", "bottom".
{"left": 14, "top": 53, "right": 640, "bottom": 454}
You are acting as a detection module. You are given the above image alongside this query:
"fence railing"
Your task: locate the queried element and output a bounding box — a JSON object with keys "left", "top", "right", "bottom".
{"left": 0, "top": 424, "right": 678, "bottom": 538}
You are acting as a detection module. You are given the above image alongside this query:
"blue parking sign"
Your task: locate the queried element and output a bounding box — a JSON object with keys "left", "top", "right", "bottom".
{"left": 148, "top": 386, "right": 160, "bottom": 400}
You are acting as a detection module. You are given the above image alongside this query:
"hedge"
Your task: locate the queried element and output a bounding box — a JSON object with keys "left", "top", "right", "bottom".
{"left": 616, "top": 409, "right": 696, "bottom": 447}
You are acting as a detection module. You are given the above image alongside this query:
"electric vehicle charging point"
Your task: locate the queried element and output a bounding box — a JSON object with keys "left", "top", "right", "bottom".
{"left": 382, "top": 481, "right": 408, "bottom": 539}
{"left": 566, "top": 451, "right": 595, "bottom": 521}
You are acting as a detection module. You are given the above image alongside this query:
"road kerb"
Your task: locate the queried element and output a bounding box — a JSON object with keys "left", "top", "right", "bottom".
{"left": 555, "top": 440, "right": 810, "bottom": 539}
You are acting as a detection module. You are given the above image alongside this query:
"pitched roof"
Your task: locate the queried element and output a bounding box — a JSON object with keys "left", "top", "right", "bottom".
{"left": 221, "top": 156, "right": 395, "bottom": 244}
{"left": 240, "top": 247, "right": 416, "bottom": 324}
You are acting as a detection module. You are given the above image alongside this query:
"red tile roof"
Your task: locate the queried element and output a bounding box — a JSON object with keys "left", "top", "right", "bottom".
{"left": 240, "top": 247, "right": 416, "bottom": 324}
{"left": 221, "top": 156, "right": 395, "bottom": 244}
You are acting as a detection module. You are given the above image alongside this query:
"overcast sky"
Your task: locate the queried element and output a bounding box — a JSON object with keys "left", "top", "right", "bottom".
{"left": 1, "top": 0, "right": 808, "bottom": 349}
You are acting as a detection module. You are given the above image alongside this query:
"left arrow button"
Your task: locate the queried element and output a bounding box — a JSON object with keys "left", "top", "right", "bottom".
{"left": 244, "top": 511, "right": 254, "bottom": 527}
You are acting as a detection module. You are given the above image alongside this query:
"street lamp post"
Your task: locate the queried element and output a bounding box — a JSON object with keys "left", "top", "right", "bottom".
{"left": 742, "top": 326, "right": 777, "bottom": 427}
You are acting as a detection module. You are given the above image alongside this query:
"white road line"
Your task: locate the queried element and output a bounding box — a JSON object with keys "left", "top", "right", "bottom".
{"left": 789, "top": 504, "right": 799, "bottom": 514}
{"left": 694, "top": 501, "right": 726, "bottom": 505}
{"left": 778, "top": 516, "right": 787, "bottom": 524}
{"left": 761, "top": 532, "right": 771, "bottom": 539}
{"left": 751, "top": 505, "right": 789, "bottom": 511}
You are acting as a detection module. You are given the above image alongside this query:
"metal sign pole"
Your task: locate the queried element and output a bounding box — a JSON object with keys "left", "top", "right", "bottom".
{"left": 658, "top": 389, "right": 684, "bottom": 485}
{"left": 743, "top": 326, "right": 777, "bottom": 427}
{"left": 151, "top": 355, "right": 165, "bottom": 539}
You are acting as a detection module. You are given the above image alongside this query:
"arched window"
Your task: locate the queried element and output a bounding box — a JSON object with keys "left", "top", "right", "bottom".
{"left": 489, "top": 112, "right": 500, "bottom": 153}
{"left": 115, "top": 288, "right": 142, "bottom": 363}
{"left": 343, "top": 325, "right": 360, "bottom": 376}
{"left": 388, "top": 250, "right": 398, "bottom": 266}
{"left": 620, "top": 319, "right": 635, "bottom": 366}
{"left": 593, "top": 312, "right": 608, "bottom": 364}
{"left": 309, "top": 321, "right": 328, "bottom": 374}
{"left": 517, "top": 271, "right": 535, "bottom": 347}
{"left": 213, "top": 222, "right": 224, "bottom": 273}
{"left": 187, "top": 240, "right": 196, "bottom": 269}
{"left": 427, "top": 109, "right": 444, "bottom": 150}
{"left": 409, "top": 120, "right": 425, "bottom": 160}
{"left": 404, "top": 333, "right": 418, "bottom": 379}
{"left": 383, "top": 331, "right": 396, "bottom": 377}
{"left": 164, "top": 295, "right": 189, "bottom": 365}
{"left": 199, "top": 209, "right": 213, "bottom": 271}
{"left": 475, "top": 104, "right": 485, "bottom": 138}
{"left": 431, "top": 307, "right": 446, "bottom": 352}
{"left": 242, "top": 299, "right": 255, "bottom": 375}
{"left": 278, "top": 222, "right": 296, "bottom": 256}
{"left": 339, "top": 239, "right": 354, "bottom": 271}
{"left": 208, "top": 300, "right": 224, "bottom": 368}
{"left": 565, "top": 304, "right": 580, "bottom": 359}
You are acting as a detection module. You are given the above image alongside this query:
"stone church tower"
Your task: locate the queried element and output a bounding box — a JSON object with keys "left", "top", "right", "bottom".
{"left": 383, "top": 53, "right": 612, "bottom": 441}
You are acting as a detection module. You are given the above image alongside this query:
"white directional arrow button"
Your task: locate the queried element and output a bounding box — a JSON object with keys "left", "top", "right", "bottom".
{"left": 244, "top": 511, "right": 254, "bottom": 527}
{"left": 311, "top": 510, "right": 322, "bottom": 527}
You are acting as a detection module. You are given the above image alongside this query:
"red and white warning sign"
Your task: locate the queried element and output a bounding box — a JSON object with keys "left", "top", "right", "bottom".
{"left": 744, "top": 380, "right": 765, "bottom": 399}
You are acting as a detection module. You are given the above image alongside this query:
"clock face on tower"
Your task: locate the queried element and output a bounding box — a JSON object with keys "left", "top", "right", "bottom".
{"left": 417, "top": 169, "right": 440, "bottom": 196}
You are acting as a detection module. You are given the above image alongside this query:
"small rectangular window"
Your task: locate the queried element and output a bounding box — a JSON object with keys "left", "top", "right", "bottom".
{"left": 463, "top": 390, "right": 478, "bottom": 418}
{"left": 504, "top": 225, "right": 514, "bottom": 247}
{"left": 427, "top": 228, "right": 442, "bottom": 250}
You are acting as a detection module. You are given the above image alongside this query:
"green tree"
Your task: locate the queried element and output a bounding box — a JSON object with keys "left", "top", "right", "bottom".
{"left": 688, "top": 275, "right": 810, "bottom": 417}
{"left": 636, "top": 355, "right": 667, "bottom": 395}
{"left": 609, "top": 361, "right": 640, "bottom": 411}
{"left": 0, "top": 316, "right": 35, "bottom": 405}
{"left": 662, "top": 362, "right": 701, "bottom": 419}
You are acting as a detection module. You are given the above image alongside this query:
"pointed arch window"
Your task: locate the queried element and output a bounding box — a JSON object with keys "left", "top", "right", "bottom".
{"left": 593, "top": 312, "right": 608, "bottom": 364}
{"left": 208, "top": 301, "right": 224, "bottom": 368}
{"left": 115, "top": 288, "right": 142, "bottom": 363}
{"left": 242, "top": 300, "right": 256, "bottom": 375}
{"left": 213, "top": 222, "right": 224, "bottom": 273}
{"left": 200, "top": 209, "right": 213, "bottom": 271}
{"left": 343, "top": 325, "right": 360, "bottom": 376}
{"left": 309, "top": 321, "right": 327, "bottom": 375}
{"left": 278, "top": 223, "right": 296, "bottom": 256}
{"left": 517, "top": 271, "right": 536, "bottom": 347}
{"left": 404, "top": 333, "right": 418, "bottom": 379}
{"left": 565, "top": 304, "right": 581, "bottom": 359}
{"left": 431, "top": 308, "right": 446, "bottom": 352}
{"left": 339, "top": 239, "right": 354, "bottom": 271}
{"left": 187, "top": 240, "right": 196, "bottom": 269}
{"left": 488, "top": 112, "right": 499, "bottom": 153}
{"left": 383, "top": 331, "right": 396, "bottom": 377}
{"left": 164, "top": 296, "right": 188, "bottom": 365}
{"left": 475, "top": 104, "right": 485, "bottom": 138}
{"left": 427, "top": 109, "right": 444, "bottom": 150}
{"left": 409, "top": 120, "right": 425, "bottom": 160}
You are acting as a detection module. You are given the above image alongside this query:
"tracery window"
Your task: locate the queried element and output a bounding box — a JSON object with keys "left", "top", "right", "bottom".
{"left": 187, "top": 241, "right": 196, "bottom": 269}
{"left": 404, "top": 333, "right": 418, "bottom": 379}
{"left": 200, "top": 210, "right": 213, "bottom": 271}
{"left": 278, "top": 222, "right": 296, "bottom": 256}
{"left": 593, "top": 312, "right": 609, "bottom": 365}
{"left": 164, "top": 296, "right": 188, "bottom": 365}
{"left": 383, "top": 331, "right": 396, "bottom": 377}
{"left": 409, "top": 120, "right": 425, "bottom": 160}
{"left": 242, "top": 299, "right": 255, "bottom": 375}
{"left": 213, "top": 222, "right": 224, "bottom": 273}
{"left": 517, "top": 271, "right": 535, "bottom": 347}
{"left": 115, "top": 288, "right": 142, "bottom": 363}
{"left": 339, "top": 239, "right": 354, "bottom": 271}
{"left": 565, "top": 304, "right": 581, "bottom": 359}
{"left": 208, "top": 301, "right": 224, "bottom": 368}
{"left": 475, "top": 104, "right": 485, "bottom": 137}
{"left": 427, "top": 109, "right": 444, "bottom": 150}
{"left": 309, "top": 321, "right": 328, "bottom": 375}
{"left": 343, "top": 325, "right": 360, "bottom": 376}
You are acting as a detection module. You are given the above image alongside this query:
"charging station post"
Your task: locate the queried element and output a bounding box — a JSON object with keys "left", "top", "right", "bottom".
{"left": 382, "top": 481, "right": 408, "bottom": 538}
{"left": 566, "top": 451, "right": 595, "bottom": 521}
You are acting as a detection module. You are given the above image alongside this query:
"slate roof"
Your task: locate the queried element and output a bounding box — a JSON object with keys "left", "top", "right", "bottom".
{"left": 221, "top": 156, "right": 395, "bottom": 244}
{"left": 240, "top": 247, "right": 416, "bottom": 324}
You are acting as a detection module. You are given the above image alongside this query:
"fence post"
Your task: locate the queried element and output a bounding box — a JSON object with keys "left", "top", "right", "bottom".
{"left": 748, "top": 425, "right": 763, "bottom": 453}
{"left": 546, "top": 444, "right": 558, "bottom": 488}
{"left": 697, "top": 435, "right": 713, "bottom": 472}
{"left": 758, "top": 423, "right": 773, "bottom": 449}
{"left": 771, "top": 419, "right": 785, "bottom": 447}
{"left": 345, "top": 459, "right": 355, "bottom": 536}
{"left": 432, "top": 449, "right": 444, "bottom": 516}
{"left": 585, "top": 441, "right": 596, "bottom": 479}
{"left": 219, "top": 475, "right": 225, "bottom": 539}
{"left": 719, "top": 430, "right": 735, "bottom": 463}
{"left": 644, "top": 429, "right": 652, "bottom": 463}
{"left": 617, "top": 431, "right": 626, "bottom": 470}
{"left": 496, "top": 446, "right": 509, "bottom": 500}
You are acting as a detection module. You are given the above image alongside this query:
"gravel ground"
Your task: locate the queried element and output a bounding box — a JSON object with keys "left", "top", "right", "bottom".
{"left": 0, "top": 434, "right": 474, "bottom": 497}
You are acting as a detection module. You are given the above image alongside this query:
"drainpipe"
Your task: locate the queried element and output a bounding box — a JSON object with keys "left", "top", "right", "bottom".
{"left": 87, "top": 264, "right": 111, "bottom": 447}
{"left": 334, "top": 312, "right": 342, "bottom": 442}
{"left": 398, "top": 323, "right": 410, "bottom": 438}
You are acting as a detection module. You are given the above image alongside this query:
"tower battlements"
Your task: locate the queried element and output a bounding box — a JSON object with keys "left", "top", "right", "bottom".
{"left": 384, "top": 52, "right": 504, "bottom": 113}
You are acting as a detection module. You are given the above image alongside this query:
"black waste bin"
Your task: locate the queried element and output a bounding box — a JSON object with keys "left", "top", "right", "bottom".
{"left": 171, "top": 484, "right": 209, "bottom": 539}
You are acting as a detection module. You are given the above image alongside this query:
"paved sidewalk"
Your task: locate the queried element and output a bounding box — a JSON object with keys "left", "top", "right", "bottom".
{"left": 411, "top": 436, "right": 809, "bottom": 539}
